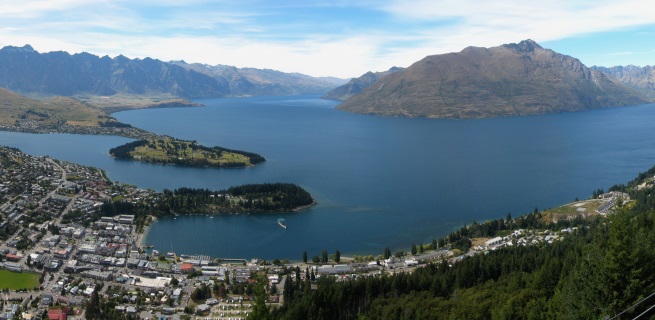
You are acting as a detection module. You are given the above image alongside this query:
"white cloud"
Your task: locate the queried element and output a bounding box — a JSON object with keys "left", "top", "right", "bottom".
{"left": 610, "top": 51, "right": 638, "bottom": 56}
{"left": 380, "top": 0, "right": 655, "bottom": 47}
{"left": 0, "top": 0, "right": 93, "bottom": 18}
{"left": 1, "top": 0, "right": 655, "bottom": 77}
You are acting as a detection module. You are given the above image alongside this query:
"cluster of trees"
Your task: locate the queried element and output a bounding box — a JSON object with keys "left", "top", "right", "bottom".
{"left": 21, "top": 109, "right": 50, "bottom": 119}
{"left": 191, "top": 284, "right": 212, "bottom": 302}
{"left": 0, "top": 221, "right": 19, "bottom": 240}
{"left": 84, "top": 283, "right": 142, "bottom": 320}
{"left": 249, "top": 165, "right": 655, "bottom": 320}
{"left": 226, "top": 183, "right": 314, "bottom": 211}
{"left": 98, "top": 121, "right": 132, "bottom": 128}
{"left": 107, "top": 140, "right": 148, "bottom": 159}
{"left": 60, "top": 209, "right": 90, "bottom": 225}
{"left": 303, "top": 249, "right": 341, "bottom": 264}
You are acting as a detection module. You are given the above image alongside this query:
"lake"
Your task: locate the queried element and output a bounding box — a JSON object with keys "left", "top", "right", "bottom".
{"left": 2, "top": 95, "right": 655, "bottom": 259}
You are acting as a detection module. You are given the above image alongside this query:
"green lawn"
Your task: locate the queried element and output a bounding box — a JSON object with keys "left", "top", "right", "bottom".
{"left": 546, "top": 199, "right": 602, "bottom": 215}
{"left": 132, "top": 137, "right": 251, "bottom": 166}
{"left": 0, "top": 269, "right": 41, "bottom": 290}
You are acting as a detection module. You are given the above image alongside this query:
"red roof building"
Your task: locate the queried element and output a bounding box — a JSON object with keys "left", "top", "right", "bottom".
{"left": 48, "top": 307, "right": 68, "bottom": 320}
{"left": 181, "top": 263, "right": 194, "bottom": 273}
{"left": 5, "top": 253, "right": 20, "bottom": 261}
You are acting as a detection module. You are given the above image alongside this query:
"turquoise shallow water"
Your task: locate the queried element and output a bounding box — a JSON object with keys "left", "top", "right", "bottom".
{"left": 3, "top": 95, "right": 655, "bottom": 259}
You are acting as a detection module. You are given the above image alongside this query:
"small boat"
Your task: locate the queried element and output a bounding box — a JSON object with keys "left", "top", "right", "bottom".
{"left": 277, "top": 218, "right": 287, "bottom": 229}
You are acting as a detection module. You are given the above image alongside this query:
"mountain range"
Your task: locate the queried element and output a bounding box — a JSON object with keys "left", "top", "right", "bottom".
{"left": 335, "top": 40, "right": 652, "bottom": 118}
{"left": 0, "top": 45, "right": 345, "bottom": 99}
{"left": 590, "top": 65, "right": 655, "bottom": 99}
{"left": 1, "top": 41, "right": 654, "bottom": 120}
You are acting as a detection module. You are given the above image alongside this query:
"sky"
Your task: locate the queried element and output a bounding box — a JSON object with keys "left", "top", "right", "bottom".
{"left": 1, "top": 0, "right": 655, "bottom": 78}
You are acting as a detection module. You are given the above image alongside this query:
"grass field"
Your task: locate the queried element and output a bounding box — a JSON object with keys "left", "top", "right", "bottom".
{"left": 544, "top": 199, "right": 603, "bottom": 215}
{"left": 0, "top": 269, "right": 41, "bottom": 290}
{"left": 132, "top": 137, "right": 252, "bottom": 166}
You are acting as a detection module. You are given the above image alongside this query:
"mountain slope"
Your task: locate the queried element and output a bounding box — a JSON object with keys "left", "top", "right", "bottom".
{"left": 0, "top": 45, "right": 343, "bottom": 100}
{"left": 322, "top": 67, "right": 403, "bottom": 100}
{"left": 592, "top": 65, "right": 655, "bottom": 99}
{"left": 337, "top": 40, "right": 651, "bottom": 118}
{"left": 0, "top": 87, "right": 111, "bottom": 127}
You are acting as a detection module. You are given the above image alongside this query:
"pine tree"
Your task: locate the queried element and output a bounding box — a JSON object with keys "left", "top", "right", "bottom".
{"left": 85, "top": 290, "right": 101, "bottom": 319}
{"left": 248, "top": 276, "right": 270, "bottom": 320}
{"left": 283, "top": 275, "right": 294, "bottom": 304}
{"left": 384, "top": 247, "right": 391, "bottom": 259}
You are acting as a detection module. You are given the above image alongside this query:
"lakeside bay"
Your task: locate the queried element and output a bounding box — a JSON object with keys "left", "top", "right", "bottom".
{"left": 2, "top": 95, "right": 655, "bottom": 259}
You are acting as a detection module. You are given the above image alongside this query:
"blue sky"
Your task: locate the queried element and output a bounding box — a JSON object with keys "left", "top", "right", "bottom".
{"left": 1, "top": 0, "right": 655, "bottom": 78}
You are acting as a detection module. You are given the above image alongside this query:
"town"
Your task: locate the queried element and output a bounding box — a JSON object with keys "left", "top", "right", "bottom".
{"left": 0, "top": 145, "right": 630, "bottom": 320}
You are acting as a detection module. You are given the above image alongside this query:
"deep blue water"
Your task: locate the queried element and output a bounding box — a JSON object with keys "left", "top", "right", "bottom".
{"left": 2, "top": 95, "right": 655, "bottom": 260}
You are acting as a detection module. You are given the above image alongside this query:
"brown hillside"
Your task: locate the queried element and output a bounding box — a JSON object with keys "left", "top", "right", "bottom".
{"left": 0, "top": 88, "right": 110, "bottom": 127}
{"left": 337, "top": 40, "right": 651, "bottom": 118}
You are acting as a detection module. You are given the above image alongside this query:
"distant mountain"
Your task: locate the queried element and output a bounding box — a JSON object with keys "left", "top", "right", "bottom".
{"left": 592, "top": 65, "right": 655, "bottom": 99}
{"left": 337, "top": 40, "right": 651, "bottom": 118}
{"left": 0, "top": 45, "right": 345, "bottom": 100}
{"left": 322, "top": 67, "right": 403, "bottom": 100}
{"left": 170, "top": 61, "right": 346, "bottom": 96}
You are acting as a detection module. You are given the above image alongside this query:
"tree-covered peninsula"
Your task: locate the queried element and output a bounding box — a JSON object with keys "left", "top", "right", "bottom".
{"left": 99, "top": 183, "right": 314, "bottom": 230}
{"left": 108, "top": 136, "right": 265, "bottom": 168}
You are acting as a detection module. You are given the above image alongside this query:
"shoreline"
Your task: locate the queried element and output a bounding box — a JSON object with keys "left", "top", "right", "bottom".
{"left": 292, "top": 200, "right": 317, "bottom": 212}
{"left": 137, "top": 215, "right": 158, "bottom": 248}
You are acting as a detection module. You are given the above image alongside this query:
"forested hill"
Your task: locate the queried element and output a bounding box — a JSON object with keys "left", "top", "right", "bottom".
{"left": 263, "top": 165, "right": 655, "bottom": 320}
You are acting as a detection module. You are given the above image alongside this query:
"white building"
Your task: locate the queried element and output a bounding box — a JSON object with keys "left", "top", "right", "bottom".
{"left": 485, "top": 237, "right": 503, "bottom": 247}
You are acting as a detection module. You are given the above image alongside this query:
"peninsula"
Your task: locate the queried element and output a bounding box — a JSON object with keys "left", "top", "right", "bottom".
{"left": 104, "top": 184, "right": 315, "bottom": 232}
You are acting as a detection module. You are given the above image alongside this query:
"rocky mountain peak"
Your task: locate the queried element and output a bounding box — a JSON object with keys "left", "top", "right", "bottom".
{"left": 0, "top": 44, "right": 37, "bottom": 53}
{"left": 503, "top": 39, "right": 543, "bottom": 53}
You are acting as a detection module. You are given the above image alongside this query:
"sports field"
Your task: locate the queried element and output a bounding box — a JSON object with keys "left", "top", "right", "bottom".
{"left": 0, "top": 269, "right": 40, "bottom": 290}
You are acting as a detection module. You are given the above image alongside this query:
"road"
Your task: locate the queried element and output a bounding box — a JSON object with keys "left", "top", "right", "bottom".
{"left": 38, "top": 158, "right": 67, "bottom": 206}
